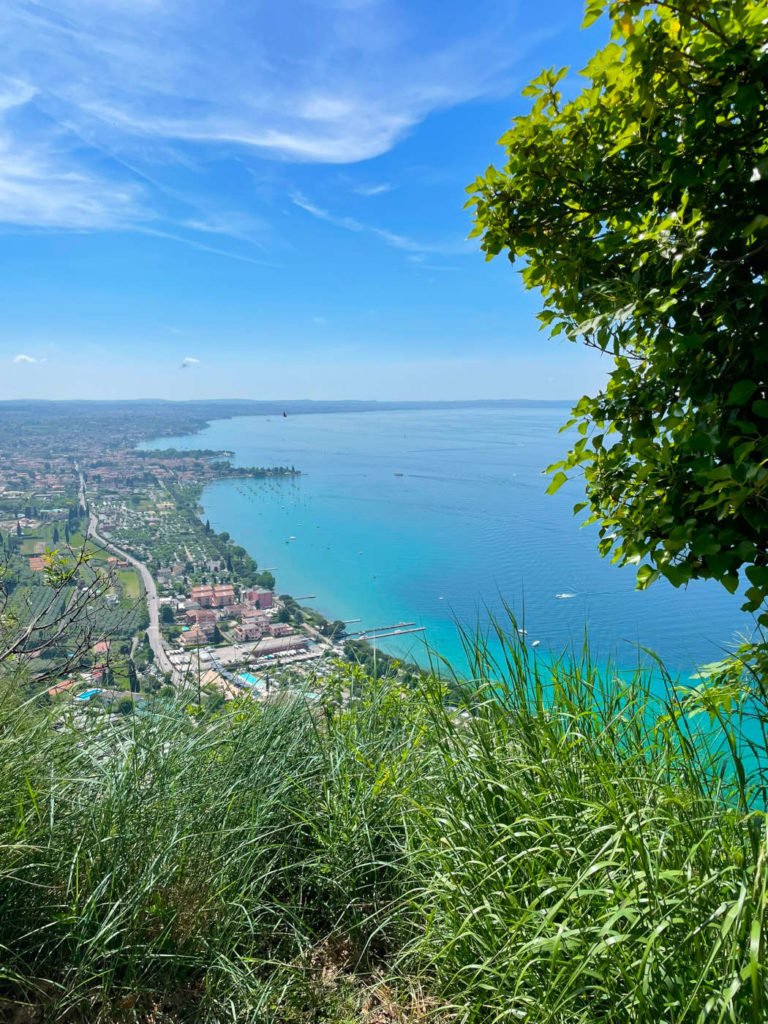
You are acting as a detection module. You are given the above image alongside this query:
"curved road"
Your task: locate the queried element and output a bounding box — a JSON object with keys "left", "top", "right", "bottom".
{"left": 78, "top": 469, "right": 175, "bottom": 679}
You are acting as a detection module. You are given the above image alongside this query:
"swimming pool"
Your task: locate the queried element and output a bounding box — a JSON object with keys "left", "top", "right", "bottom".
{"left": 237, "top": 672, "right": 261, "bottom": 687}
{"left": 75, "top": 689, "right": 102, "bottom": 701}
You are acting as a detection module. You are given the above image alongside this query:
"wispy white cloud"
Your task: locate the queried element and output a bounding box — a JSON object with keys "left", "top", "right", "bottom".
{"left": 13, "top": 353, "right": 44, "bottom": 363}
{"left": 353, "top": 183, "right": 393, "bottom": 196}
{"left": 138, "top": 227, "right": 277, "bottom": 266}
{"left": 179, "top": 211, "right": 270, "bottom": 248}
{"left": 0, "top": 76, "right": 147, "bottom": 230}
{"left": 370, "top": 227, "right": 433, "bottom": 253}
{"left": 0, "top": 0, "right": 535, "bottom": 237}
{"left": 292, "top": 190, "right": 471, "bottom": 256}
{"left": 291, "top": 193, "right": 364, "bottom": 233}
{"left": 179, "top": 356, "right": 200, "bottom": 369}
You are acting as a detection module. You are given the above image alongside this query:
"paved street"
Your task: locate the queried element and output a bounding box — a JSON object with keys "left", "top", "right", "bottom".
{"left": 78, "top": 468, "right": 175, "bottom": 680}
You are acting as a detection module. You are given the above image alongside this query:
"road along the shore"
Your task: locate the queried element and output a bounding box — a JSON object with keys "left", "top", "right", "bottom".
{"left": 77, "top": 469, "right": 175, "bottom": 680}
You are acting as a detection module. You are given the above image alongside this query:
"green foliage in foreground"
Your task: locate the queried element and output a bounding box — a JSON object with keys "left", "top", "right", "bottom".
{"left": 1, "top": 637, "right": 766, "bottom": 1023}
{"left": 468, "top": 0, "right": 768, "bottom": 622}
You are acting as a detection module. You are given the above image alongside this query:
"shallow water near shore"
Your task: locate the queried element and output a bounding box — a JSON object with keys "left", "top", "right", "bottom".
{"left": 144, "top": 405, "right": 753, "bottom": 679}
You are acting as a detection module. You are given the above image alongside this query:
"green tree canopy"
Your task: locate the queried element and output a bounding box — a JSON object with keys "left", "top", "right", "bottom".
{"left": 468, "top": 0, "right": 768, "bottom": 624}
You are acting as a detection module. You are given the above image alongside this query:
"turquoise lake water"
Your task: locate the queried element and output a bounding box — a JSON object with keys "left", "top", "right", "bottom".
{"left": 144, "top": 406, "right": 754, "bottom": 679}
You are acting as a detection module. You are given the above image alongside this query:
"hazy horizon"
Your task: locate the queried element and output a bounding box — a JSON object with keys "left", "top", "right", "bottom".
{"left": 0, "top": 396, "right": 576, "bottom": 407}
{"left": 3, "top": 351, "right": 608, "bottom": 404}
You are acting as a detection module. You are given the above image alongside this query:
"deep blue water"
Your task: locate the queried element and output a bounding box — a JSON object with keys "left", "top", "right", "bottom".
{"left": 144, "top": 406, "right": 753, "bottom": 678}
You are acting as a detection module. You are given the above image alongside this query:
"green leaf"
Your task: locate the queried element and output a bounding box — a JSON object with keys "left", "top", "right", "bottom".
{"left": 581, "top": 3, "right": 604, "bottom": 30}
{"left": 546, "top": 471, "right": 568, "bottom": 495}
{"left": 745, "top": 566, "right": 768, "bottom": 587}
{"left": 636, "top": 565, "right": 658, "bottom": 589}
{"left": 744, "top": 586, "right": 765, "bottom": 608}
{"left": 726, "top": 380, "right": 756, "bottom": 405}
{"left": 742, "top": 214, "right": 768, "bottom": 236}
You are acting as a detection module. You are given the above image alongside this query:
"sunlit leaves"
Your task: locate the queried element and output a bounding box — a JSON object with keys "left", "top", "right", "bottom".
{"left": 468, "top": 0, "right": 768, "bottom": 632}
{"left": 545, "top": 471, "right": 568, "bottom": 495}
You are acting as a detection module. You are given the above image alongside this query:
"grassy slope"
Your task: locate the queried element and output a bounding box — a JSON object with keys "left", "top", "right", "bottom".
{"left": 0, "top": 635, "right": 766, "bottom": 1024}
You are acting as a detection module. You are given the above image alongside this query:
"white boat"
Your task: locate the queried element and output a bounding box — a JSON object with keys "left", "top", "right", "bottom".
{"left": 517, "top": 628, "right": 528, "bottom": 635}
{"left": 531, "top": 640, "right": 541, "bottom": 648}
{"left": 555, "top": 593, "right": 576, "bottom": 599}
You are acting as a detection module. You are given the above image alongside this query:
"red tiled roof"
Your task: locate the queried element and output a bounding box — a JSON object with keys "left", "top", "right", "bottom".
{"left": 48, "top": 679, "right": 77, "bottom": 696}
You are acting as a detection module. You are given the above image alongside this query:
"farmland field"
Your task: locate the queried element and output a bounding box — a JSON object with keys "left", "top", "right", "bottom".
{"left": 117, "top": 568, "right": 141, "bottom": 600}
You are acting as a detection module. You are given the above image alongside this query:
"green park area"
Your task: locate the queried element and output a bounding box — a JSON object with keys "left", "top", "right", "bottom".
{"left": 116, "top": 567, "right": 141, "bottom": 600}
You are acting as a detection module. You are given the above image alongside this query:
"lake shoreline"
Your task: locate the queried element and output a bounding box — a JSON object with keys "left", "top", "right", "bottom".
{"left": 140, "top": 406, "right": 751, "bottom": 679}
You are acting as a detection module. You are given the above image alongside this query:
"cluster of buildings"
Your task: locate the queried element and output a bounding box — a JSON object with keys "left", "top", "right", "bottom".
{"left": 189, "top": 583, "right": 238, "bottom": 608}
{"left": 95, "top": 496, "right": 172, "bottom": 536}
{"left": 86, "top": 452, "right": 250, "bottom": 498}
{"left": 180, "top": 584, "right": 284, "bottom": 648}
{"left": 90, "top": 640, "right": 113, "bottom": 683}
{"left": 0, "top": 458, "right": 73, "bottom": 499}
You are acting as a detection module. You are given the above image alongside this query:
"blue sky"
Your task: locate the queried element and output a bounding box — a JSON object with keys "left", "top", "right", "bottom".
{"left": 1, "top": 0, "right": 611, "bottom": 401}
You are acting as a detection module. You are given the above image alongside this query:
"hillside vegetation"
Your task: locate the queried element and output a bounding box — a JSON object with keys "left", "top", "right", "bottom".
{"left": 1, "top": 631, "right": 765, "bottom": 1023}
